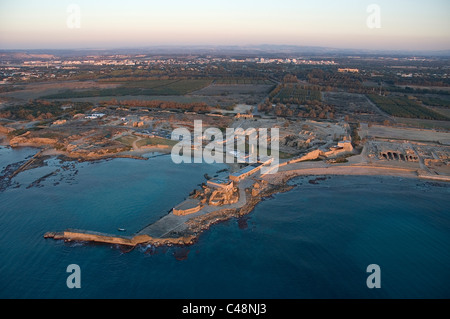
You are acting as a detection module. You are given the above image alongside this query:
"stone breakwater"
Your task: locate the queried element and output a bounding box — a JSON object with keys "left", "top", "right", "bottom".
{"left": 44, "top": 182, "right": 294, "bottom": 249}
{"left": 45, "top": 162, "right": 449, "bottom": 250}
{"left": 44, "top": 230, "right": 197, "bottom": 247}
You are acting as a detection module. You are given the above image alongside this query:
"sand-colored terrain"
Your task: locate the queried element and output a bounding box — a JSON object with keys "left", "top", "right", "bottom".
{"left": 1, "top": 81, "right": 121, "bottom": 101}
{"left": 360, "top": 123, "right": 450, "bottom": 145}
{"left": 262, "top": 162, "right": 420, "bottom": 185}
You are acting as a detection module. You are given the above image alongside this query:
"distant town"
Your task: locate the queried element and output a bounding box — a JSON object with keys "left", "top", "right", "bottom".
{"left": 1, "top": 50, "right": 448, "bottom": 86}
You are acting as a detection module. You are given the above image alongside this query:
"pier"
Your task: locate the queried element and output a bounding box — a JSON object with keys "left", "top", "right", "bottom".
{"left": 44, "top": 169, "right": 264, "bottom": 248}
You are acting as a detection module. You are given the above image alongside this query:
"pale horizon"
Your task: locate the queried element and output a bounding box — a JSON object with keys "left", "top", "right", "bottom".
{"left": 1, "top": 0, "right": 450, "bottom": 51}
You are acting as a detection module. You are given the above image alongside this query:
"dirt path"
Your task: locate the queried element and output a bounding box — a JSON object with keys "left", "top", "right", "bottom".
{"left": 131, "top": 136, "right": 143, "bottom": 150}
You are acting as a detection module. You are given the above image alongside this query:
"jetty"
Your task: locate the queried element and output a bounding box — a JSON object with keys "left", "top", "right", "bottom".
{"left": 44, "top": 163, "right": 274, "bottom": 248}
{"left": 9, "top": 149, "right": 46, "bottom": 179}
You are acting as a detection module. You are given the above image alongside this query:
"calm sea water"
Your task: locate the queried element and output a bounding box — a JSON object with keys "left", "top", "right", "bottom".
{"left": 0, "top": 146, "right": 449, "bottom": 299}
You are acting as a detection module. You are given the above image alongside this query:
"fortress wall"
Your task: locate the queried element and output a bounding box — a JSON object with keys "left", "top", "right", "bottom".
{"left": 288, "top": 149, "right": 323, "bottom": 164}
{"left": 173, "top": 204, "right": 203, "bottom": 216}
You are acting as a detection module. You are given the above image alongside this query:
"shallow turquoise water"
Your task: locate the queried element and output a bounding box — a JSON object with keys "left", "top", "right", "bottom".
{"left": 0, "top": 146, "right": 449, "bottom": 298}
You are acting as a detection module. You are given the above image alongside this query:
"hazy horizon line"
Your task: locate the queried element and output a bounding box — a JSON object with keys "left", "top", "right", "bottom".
{"left": 1, "top": 43, "right": 450, "bottom": 56}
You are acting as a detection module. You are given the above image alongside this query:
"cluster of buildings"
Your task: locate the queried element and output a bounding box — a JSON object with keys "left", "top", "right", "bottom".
{"left": 222, "top": 57, "right": 337, "bottom": 65}
{"left": 257, "top": 58, "right": 337, "bottom": 65}
{"left": 84, "top": 113, "right": 105, "bottom": 119}
{"left": 22, "top": 59, "right": 137, "bottom": 67}
{"left": 173, "top": 156, "right": 274, "bottom": 216}
{"left": 12, "top": 55, "right": 339, "bottom": 68}
{"left": 234, "top": 113, "right": 254, "bottom": 119}
{"left": 338, "top": 68, "right": 360, "bottom": 73}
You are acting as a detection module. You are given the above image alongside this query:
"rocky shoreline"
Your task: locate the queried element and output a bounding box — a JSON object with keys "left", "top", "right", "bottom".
{"left": 7, "top": 131, "right": 446, "bottom": 251}
{"left": 41, "top": 158, "right": 450, "bottom": 250}
{"left": 0, "top": 128, "right": 170, "bottom": 167}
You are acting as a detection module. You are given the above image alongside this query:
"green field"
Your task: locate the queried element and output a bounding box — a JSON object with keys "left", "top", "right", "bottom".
{"left": 43, "top": 79, "right": 213, "bottom": 99}
{"left": 136, "top": 137, "right": 178, "bottom": 147}
{"left": 272, "top": 84, "right": 322, "bottom": 104}
{"left": 417, "top": 96, "right": 450, "bottom": 108}
{"left": 214, "top": 78, "right": 274, "bottom": 85}
{"left": 368, "top": 94, "right": 449, "bottom": 121}
{"left": 120, "top": 79, "right": 179, "bottom": 89}
{"left": 116, "top": 135, "right": 138, "bottom": 147}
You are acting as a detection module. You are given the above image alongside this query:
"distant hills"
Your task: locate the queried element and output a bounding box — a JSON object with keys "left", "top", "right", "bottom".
{"left": 0, "top": 52, "right": 56, "bottom": 60}
{"left": 0, "top": 45, "right": 449, "bottom": 58}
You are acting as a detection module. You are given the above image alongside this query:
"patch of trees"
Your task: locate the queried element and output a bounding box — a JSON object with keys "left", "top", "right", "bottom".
{"left": 282, "top": 74, "right": 299, "bottom": 84}
{"left": 272, "top": 85, "right": 322, "bottom": 105}
{"left": 0, "top": 100, "right": 93, "bottom": 121}
{"left": 367, "top": 94, "right": 449, "bottom": 121}
{"left": 395, "top": 77, "right": 450, "bottom": 88}
{"left": 307, "top": 69, "right": 365, "bottom": 91}
{"left": 102, "top": 99, "right": 212, "bottom": 113}
{"left": 258, "top": 99, "right": 335, "bottom": 120}
{"left": 416, "top": 96, "right": 450, "bottom": 108}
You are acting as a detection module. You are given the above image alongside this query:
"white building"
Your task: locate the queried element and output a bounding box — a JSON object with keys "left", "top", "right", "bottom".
{"left": 85, "top": 113, "right": 105, "bottom": 119}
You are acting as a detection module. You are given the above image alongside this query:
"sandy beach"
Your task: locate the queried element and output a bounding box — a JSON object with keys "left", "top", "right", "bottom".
{"left": 262, "top": 163, "right": 421, "bottom": 185}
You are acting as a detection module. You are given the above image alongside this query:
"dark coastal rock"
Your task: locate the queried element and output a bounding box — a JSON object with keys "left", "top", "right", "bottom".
{"left": 43, "top": 232, "right": 56, "bottom": 238}
{"left": 308, "top": 177, "right": 327, "bottom": 184}
{"left": 43, "top": 232, "right": 64, "bottom": 240}
{"left": 237, "top": 216, "right": 249, "bottom": 230}
{"left": 173, "top": 247, "right": 190, "bottom": 261}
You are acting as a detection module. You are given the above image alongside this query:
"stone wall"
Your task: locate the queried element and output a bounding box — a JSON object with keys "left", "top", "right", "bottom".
{"left": 173, "top": 200, "right": 203, "bottom": 216}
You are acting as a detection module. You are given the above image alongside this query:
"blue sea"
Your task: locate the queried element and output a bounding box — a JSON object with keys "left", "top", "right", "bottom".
{"left": 0, "top": 145, "right": 449, "bottom": 299}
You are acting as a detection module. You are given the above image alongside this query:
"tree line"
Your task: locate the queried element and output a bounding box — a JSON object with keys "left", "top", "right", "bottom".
{"left": 101, "top": 99, "right": 212, "bottom": 113}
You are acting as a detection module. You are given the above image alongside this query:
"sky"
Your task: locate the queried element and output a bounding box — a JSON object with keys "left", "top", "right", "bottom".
{"left": 0, "top": 0, "right": 449, "bottom": 51}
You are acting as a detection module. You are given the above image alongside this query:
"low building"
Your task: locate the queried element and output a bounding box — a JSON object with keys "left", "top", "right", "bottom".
{"left": 235, "top": 113, "right": 254, "bottom": 119}
{"left": 207, "top": 179, "right": 234, "bottom": 191}
{"left": 85, "top": 113, "right": 105, "bottom": 119}
{"left": 229, "top": 163, "right": 264, "bottom": 182}
{"left": 323, "top": 140, "right": 354, "bottom": 158}
{"left": 338, "top": 141, "right": 353, "bottom": 152}
{"left": 338, "top": 68, "right": 359, "bottom": 73}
